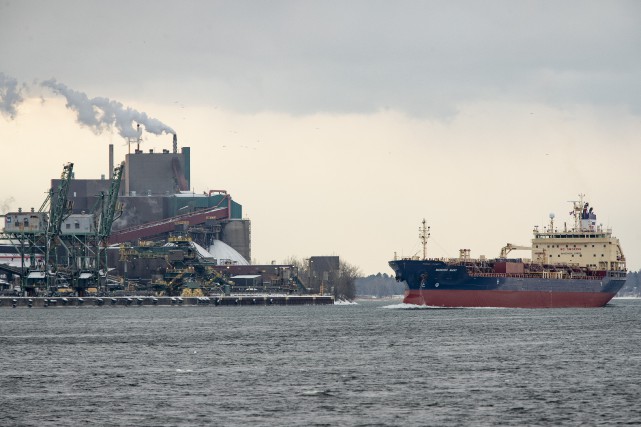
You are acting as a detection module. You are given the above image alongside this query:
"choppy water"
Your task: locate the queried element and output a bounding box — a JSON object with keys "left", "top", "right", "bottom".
{"left": 1, "top": 299, "right": 640, "bottom": 426}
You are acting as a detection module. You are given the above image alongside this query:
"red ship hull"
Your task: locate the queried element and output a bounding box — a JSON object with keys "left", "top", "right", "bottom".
{"left": 404, "top": 289, "right": 617, "bottom": 308}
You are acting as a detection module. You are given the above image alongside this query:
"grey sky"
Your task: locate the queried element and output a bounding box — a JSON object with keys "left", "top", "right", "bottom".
{"left": 2, "top": 1, "right": 641, "bottom": 274}
{"left": 3, "top": 1, "right": 640, "bottom": 116}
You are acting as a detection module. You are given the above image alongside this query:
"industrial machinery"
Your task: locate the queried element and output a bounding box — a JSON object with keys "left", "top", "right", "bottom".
{"left": 1, "top": 162, "right": 124, "bottom": 296}
{"left": 118, "top": 233, "right": 233, "bottom": 296}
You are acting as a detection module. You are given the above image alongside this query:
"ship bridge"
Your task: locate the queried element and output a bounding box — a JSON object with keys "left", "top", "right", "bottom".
{"left": 530, "top": 196, "right": 625, "bottom": 271}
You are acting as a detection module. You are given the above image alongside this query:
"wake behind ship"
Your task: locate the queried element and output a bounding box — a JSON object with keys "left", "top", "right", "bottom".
{"left": 389, "top": 196, "right": 627, "bottom": 308}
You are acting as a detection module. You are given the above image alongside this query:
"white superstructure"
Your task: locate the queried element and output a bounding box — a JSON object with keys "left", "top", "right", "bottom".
{"left": 531, "top": 195, "right": 626, "bottom": 271}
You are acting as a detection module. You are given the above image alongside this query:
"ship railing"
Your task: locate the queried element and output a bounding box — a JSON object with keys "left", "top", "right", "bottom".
{"left": 607, "top": 271, "right": 628, "bottom": 278}
{"left": 469, "top": 272, "right": 604, "bottom": 280}
{"left": 469, "top": 273, "right": 538, "bottom": 278}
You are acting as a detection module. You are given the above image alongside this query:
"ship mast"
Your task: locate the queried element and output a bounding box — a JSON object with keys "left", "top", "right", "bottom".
{"left": 419, "top": 219, "right": 430, "bottom": 260}
{"left": 568, "top": 193, "right": 585, "bottom": 232}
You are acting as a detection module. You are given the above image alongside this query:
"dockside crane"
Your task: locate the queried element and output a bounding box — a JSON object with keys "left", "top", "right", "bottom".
{"left": 1, "top": 162, "right": 74, "bottom": 294}
{"left": 94, "top": 161, "right": 125, "bottom": 290}
{"left": 98, "top": 162, "right": 124, "bottom": 241}
{"left": 46, "top": 163, "right": 74, "bottom": 238}
{"left": 43, "top": 163, "right": 74, "bottom": 289}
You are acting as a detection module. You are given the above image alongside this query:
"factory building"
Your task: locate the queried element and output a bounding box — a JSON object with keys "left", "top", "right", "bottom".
{"left": 308, "top": 256, "right": 340, "bottom": 294}
{"left": 0, "top": 133, "right": 317, "bottom": 298}
{"left": 51, "top": 138, "right": 251, "bottom": 262}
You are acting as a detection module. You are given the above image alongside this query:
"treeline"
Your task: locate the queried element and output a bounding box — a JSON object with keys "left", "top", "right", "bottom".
{"left": 354, "top": 273, "right": 405, "bottom": 297}
{"left": 620, "top": 271, "right": 641, "bottom": 296}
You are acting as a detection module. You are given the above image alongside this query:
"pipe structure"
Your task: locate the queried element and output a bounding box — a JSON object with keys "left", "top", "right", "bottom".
{"left": 108, "top": 144, "right": 114, "bottom": 180}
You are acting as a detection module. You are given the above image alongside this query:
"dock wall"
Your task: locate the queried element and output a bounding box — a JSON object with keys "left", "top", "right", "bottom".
{"left": 0, "top": 295, "right": 334, "bottom": 308}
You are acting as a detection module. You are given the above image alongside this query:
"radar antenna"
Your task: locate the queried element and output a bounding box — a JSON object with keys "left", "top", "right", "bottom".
{"left": 419, "top": 219, "right": 431, "bottom": 260}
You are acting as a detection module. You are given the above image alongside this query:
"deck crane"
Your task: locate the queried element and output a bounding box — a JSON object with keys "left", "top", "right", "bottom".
{"left": 499, "top": 243, "right": 532, "bottom": 258}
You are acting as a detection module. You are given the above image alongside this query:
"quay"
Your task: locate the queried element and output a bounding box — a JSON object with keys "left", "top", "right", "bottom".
{"left": 0, "top": 295, "right": 335, "bottom": 308}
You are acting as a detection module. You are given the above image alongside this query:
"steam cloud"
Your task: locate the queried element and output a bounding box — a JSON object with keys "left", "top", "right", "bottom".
{"left": 41, "top": 79, "right": 175, "bottom": 139}
{"left": 0, "top": 73, "right": 24, "bottom": 119}
{"left": 1, "top": 196, "right": 15, "bottom": 214}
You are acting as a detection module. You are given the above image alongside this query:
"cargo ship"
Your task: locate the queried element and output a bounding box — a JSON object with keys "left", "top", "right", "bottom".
{"left": 389, "top": 196, "right": 627, "bottom": 308}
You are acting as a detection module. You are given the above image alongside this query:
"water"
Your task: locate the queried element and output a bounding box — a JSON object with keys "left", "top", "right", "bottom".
{"left": 1, "top": 299, "right": 640, "bottom": 426}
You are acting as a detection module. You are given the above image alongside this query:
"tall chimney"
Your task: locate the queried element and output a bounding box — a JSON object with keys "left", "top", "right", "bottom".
{"left": 173, "top": 133, "right": 178, "bottom": 154}
{"left": 109, "top": 144, "right": 114, "bottom": 179}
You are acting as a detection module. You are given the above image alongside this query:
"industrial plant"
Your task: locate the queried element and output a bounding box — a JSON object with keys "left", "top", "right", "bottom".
{"left": 0, "top": 131, "right": 333, "bottom": 305}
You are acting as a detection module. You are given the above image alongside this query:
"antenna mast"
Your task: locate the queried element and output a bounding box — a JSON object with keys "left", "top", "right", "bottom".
{"left": 568, "top": 193, "right": 585, "bottom": 231}
{"left": 419, "top": 219, "right": 431, "bottom": 260}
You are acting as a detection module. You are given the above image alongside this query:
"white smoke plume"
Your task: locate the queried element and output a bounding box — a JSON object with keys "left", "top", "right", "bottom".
{"left": 41, "top": 79, "right": 175, "bottom": 139}
{"left": 1, "top": 196, "right": 15, "bottom": 214}
{"left": 0, "top": 73, "right": 25, "bottom": 119}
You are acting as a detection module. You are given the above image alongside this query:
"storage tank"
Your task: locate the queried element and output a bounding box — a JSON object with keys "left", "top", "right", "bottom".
{"left": 221, "top": 219, "right": 251, "bottom": 262}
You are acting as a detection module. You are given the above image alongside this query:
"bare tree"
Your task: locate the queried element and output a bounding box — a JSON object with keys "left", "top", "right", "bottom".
{"left": 335, "top": 260, "right": 359, "bottom": 300}
{"left": 282, "top": 256, "right": 360, "bottom": 300}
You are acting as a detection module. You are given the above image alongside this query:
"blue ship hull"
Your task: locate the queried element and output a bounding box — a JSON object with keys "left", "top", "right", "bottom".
{"left": 389, "top": 259, "right": 626, "bottom": 308}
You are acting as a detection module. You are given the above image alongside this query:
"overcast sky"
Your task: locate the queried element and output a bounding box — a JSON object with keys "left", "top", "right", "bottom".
{"left": 1, "top": 1, "right": 641, "bottom": 274}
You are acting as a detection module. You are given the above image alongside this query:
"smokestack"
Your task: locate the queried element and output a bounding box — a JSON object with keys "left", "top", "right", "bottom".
{"left": 173, "top": 133, "right": 177, "bottom": 154}
{"left": 109, "top": 144, "right": 114, "bottom": 179}
{"left": 182, "top": 146, "right": 190, "bottom": 189}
